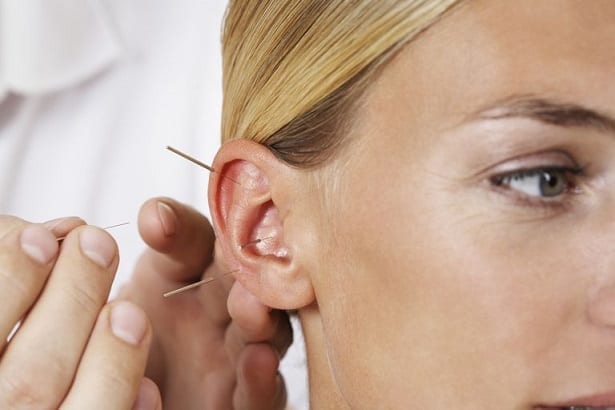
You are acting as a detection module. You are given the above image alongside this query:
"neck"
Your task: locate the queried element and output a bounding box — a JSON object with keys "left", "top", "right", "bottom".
{"left": 299, "top": 305, "right": 349, "bottom": 410}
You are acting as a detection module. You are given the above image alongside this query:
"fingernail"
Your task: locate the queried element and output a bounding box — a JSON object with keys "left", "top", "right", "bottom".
{"left": 157, "top": 201, "right": 177, "bottom": 236}
{"left": 20, "top": 225, "right": 58, "bottom": 264}
{"left": 43, "top": 217, "right": 67, "bottom": 231}
{"left": 79, "top": 227, "right": 116, "bottom": 268}
{"left": 110, "top": 301, "right": 147, "bottom": 346}
{"left": 132, "top": 379, "right": 159, "bottom": 410}
{"left": 43, "top": 216, "right": 84, "bottom": 234}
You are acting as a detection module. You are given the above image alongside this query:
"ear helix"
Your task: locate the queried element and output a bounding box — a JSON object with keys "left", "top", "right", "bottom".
{"left": 160, "top": 145, "right": 259, "bottom": 298}
{"left": 211, "top": 140, "right": 316, "bottom": 309}
{"left": 160, "top": 146, "right": 285, "bottom": 297}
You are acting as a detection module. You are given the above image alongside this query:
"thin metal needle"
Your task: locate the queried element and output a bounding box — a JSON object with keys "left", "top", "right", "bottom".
{"left": 166, "top": 145, "right": 216, "bottom": 173}
{"left": 240, "top": 236, "right": 274, "bottom": 250}
{"left": 165, "top": 145, "right": 241, "bottom": 185}
{"left": 101, "top": 221, "right": 131, "bottom": 230}
{"left": 164, "top": 235, "right": 271, "bottom": 297}
{"left": 163, "top": 270, "right": 238, "bottom": 298}
{"left": 56, "top": 222, "right": 130, "bottom": 242}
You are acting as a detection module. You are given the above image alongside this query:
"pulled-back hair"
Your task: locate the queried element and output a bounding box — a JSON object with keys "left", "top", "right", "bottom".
{"left": 222, "top": 0, "right": 460, "bottom": 167}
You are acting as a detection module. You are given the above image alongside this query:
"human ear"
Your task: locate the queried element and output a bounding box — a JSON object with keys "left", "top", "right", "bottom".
{"left": 208, "top": 139, "right": 315, "bottom": 310}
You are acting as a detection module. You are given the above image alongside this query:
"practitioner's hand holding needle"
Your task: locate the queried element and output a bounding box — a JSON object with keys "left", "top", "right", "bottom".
{"left": 118, "top": 197, "right": 292, "bottom": 410}
{"left": 0, "top": 215, "right": 155, "bottom": 409}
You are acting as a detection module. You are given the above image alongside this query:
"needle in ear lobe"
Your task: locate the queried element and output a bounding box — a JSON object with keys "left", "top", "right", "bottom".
{"left": 166, "top": 145, "right": 241, "bottom": 185}
{"left": 162, "top": 270, "right": 238, "bottom": 298}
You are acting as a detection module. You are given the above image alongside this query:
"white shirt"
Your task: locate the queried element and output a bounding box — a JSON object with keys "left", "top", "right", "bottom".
{"left": 0, "top": 1, "right": 308, "bottom": 408}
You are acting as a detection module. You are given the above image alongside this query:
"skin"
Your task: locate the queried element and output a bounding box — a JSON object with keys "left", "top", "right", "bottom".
{"left": 0, "top": 198, "right": 290, "bottom": 409}
{"left": 122, "top": 198, "right": 290, "bottom": 410}
{"left": 0, "top": 216, "right": 153, "bottom": 409}
{"left": 211, "top": 0, "right": 615, "bottom": 408}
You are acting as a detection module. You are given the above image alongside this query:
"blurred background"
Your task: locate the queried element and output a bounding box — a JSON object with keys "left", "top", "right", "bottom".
{"left": 0, "top": 1, "right": 308, "bottom": 408}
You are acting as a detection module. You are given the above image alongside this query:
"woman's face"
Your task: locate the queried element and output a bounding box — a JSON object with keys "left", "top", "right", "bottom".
{"left": 303, "top": 0, "right": 615, "bottom": 408}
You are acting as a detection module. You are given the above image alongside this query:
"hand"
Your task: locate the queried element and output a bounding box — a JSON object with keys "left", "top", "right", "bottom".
{"left": 0, "top": 215, "right": 159, "bottom": 409}
{"left": 118, "top": 197, "right": 292, "bottom": 409}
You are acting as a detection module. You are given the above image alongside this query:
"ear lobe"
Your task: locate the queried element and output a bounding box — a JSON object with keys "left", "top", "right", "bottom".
{"left": 208, "top": 139, "right": 315, "bottom": 310}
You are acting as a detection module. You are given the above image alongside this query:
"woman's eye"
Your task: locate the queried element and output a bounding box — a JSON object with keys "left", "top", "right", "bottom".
{"left": 492, "top": 168, "right": 576, "bottom": 198}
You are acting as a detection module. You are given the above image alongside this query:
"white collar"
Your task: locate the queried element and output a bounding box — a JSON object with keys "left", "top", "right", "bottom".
{"left": 0, "top": 0, "right": 121, "bottom": 101}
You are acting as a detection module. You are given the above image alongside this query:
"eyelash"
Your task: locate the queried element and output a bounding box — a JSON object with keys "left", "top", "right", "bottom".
{"left": 489, "top": 166, "right": 585, "bottom": 210}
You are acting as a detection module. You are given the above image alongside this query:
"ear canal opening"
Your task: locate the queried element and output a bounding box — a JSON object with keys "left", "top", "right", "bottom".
{"left": 240, "top": 200, "right": 290, "bottom": 261}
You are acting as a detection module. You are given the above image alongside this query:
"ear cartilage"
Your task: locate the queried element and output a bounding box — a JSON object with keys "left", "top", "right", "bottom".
{"left": 56, "top": 221, "right": 130, "bottom": 242}
{"left": 166, "top": 145, "right": 241, "bottom": 185}
{"left": 239, "top": 236, "right": 274, "bottom": 250}
{"left": 162, "top": 269, "right": 238, "bottom": 298}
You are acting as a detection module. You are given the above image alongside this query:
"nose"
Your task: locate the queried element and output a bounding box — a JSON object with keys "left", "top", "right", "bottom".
{"left": 587, "top": 284, "right": 615, "bottom": 328}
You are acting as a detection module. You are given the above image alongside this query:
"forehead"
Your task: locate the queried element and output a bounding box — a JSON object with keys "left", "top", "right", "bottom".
{"left": 363, "top": 0, "right": 615, "bottom": 127}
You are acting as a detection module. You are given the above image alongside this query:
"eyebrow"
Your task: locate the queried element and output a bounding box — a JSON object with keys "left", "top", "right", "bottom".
{"left": 470, "top": 95, "right": 615, "bottom": 134}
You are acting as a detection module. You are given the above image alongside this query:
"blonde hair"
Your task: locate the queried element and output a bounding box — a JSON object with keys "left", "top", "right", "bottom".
{"left": 222, "top": 0, "right": 460, "bottom": 166}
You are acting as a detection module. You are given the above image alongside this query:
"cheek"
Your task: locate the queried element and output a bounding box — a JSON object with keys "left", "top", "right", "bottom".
{"left": 313, "top": 169, "right": 587, "bottom": 407}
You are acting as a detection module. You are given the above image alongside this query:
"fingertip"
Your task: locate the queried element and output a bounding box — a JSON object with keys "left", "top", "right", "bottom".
{"left": 239, "top": 343, "right": 280, "bottom": 381}
{"left": 156, "top": 201, "right": 177, "bottom": 237}
{"left": 132, "top": 378, "right": 162, "bottom": 410}
{"left": 43, "top": 216, "right": 86, "bottom": 237}
{"left": 20, "top": 224, "right": 59, "bottom": 265}
{"left": 137, "top": 198, "right": 175, "bottom": 251}
{"left": 79, "top": 226, "right": 118, "bottom": 269}
{"left": 234, "top": 344, "right": 283, "bottom": 409}
{"left": 109, "top": 301, "right": 150, "bottom": 346}
{"left": 228, "top": 281, "right": 273, "bottom": 333}
{"left": 59, "top": 302, "right": 155, "bottom": 410}
{"left": 136, "top": 197, "right": 217, "bottom": 281}
{"left": 228, "top": 281, "right": 268, "bottom": 314}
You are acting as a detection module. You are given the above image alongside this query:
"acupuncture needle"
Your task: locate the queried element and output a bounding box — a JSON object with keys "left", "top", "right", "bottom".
{"left": 163, "top": 270, "right": 238, "bottom": 298}
{"left": 56, "top": 221, "right": 130, "bottom": 242}
{"left": 240, "top": 236, "right": 274, "bottom": 250}
{"left": 166, "top": 145, "right": 241, "bottom": 185}
{"left": 162, "top": 145, "right": 266, "bottom": 297}
{"left": 163, "top": 236, "right": 274, "bottom": 297}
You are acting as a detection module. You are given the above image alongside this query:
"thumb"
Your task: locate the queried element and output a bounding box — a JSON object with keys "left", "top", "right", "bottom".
{"left": 136, "top": 197, "right": 215, "bottom": 283}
